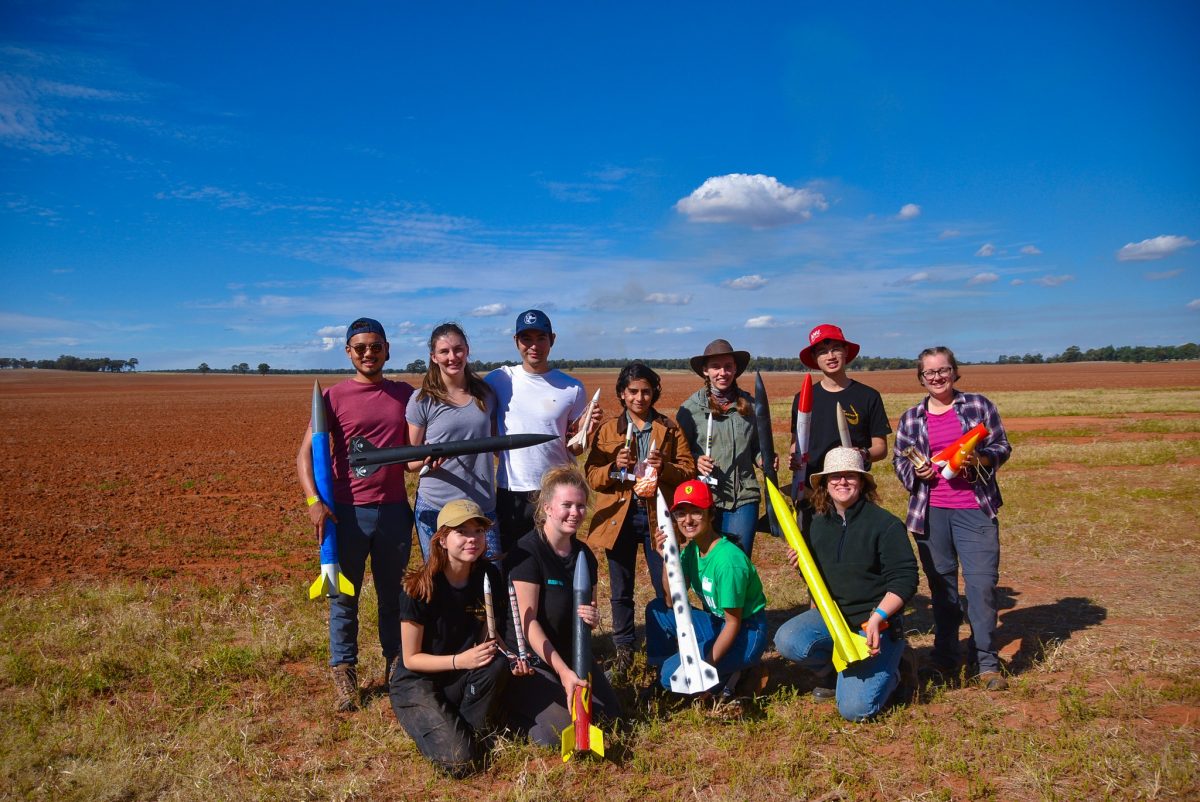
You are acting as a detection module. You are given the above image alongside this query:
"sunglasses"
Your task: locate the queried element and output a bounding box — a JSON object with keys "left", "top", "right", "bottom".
{"left": 349, "top": 342, "right": 386, "bottom": 356}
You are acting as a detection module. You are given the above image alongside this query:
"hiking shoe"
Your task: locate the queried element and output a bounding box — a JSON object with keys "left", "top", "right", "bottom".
{"left": 610, "top": 646, "right": 634, "bottom": 673}
{"left": 331, "top": 664, "right": 360, "bottom": 712}
{"left": 978, "top": 671, "right": 1008, "bottom": 691}
{"left": 812, "top": 685, "right": 837, "bottom": 702}
{"left": 809, "top": 666, "right": 836, "bottom": 701}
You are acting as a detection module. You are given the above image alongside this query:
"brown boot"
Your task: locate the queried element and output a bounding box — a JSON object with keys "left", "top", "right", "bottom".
{"left": 331, "top": 663, "right": 360, "bottom": 712}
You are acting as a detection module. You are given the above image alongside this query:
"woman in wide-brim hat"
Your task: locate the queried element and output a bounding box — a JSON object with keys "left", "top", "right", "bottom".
{"left": 675, "top": 338, "right": 763, "bottom": 558}
{"left": 774, "top": 447, "right": 918, "bottom": 722}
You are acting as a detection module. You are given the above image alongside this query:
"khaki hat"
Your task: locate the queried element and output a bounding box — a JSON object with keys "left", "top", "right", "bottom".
{"left": 689, "top": 338, "right": 751, "bottom": 377}
{"left": 808, "top": 446, "right": 870, "bottom": 490}
{"left": 437, "top": 499, "right": 493, "bottom": 529}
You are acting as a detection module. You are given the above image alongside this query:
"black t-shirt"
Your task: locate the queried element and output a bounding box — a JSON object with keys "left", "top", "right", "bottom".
{"left": 395, "top": 562, "right": 510, "bottom": 683}
{"left": 505, "top": 529, "right": 598, "bottom": 669}
{"left": 793, "top": 379, "right": 891, "bottom": 483}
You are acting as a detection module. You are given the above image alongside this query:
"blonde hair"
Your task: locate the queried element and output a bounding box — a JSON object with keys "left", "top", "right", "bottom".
{"left": 533, "top": 465, "right": 591, "bottom": 530}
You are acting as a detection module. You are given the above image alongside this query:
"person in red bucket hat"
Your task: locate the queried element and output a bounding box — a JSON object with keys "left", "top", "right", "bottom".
{"left": 789, "top": 324, "right": 891, "bottom": 535}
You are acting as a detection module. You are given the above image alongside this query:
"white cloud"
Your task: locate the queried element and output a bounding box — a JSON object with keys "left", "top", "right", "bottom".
{"left": 1188, "top": 299, "right": 1200, "bottom": 311}
{"left": 644, "top": 292, "right": 692, "bottom": 305}
{"left": 745, "top": 315, "right": 778, "bottom": 328}
{"left": 653, "top": 326, "right": 694, "bottom": 334}
{"left": 968, "top": 272, "right": 999, "bottom": 285}
{"left": 675, "top": 173, "right": 828, "bottom": 227}
{"left": 1145, "top": 269, "right": 1183, "bottom": 281}
{"left": 976, "top": 243, "right": 996, "bottom": 257}
{"left": 897, "top": 203, "right": 921, "bottom": 220}
{"left": 320, "top": 337, "right": 340, "bottom": 351}
{"left": 939, "top": 229, "right": 961, "bottom": 239}
{"left": 317, "top": 324, "right": 346, "bottom": 337}
{"left": 470, "top": 303, "right": 509, "bottom": 317}
{"left": 723, "top": 274, "right": 768, "bottom": 290}
{"left": 904, "top": 271, "right": 932, "bottom": 283}
{"left": 1116, "top": 235, "right": 1197, "bottom": 261}
{"left": 623, "top": 326, "right": 640, "bottom": 334}
{"left": 1020, "top": 245, "right": 1042, "bottom": 255}
{"left": 1010, "top": 279, "right": 1025, "bottom": 286}
{"left": 1033, "top": 274, "right": 1074, "bottom": 287}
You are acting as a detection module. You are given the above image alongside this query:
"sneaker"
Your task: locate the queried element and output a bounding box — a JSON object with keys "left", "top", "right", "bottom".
{"left": 809, "top": 667, "right": 836, "bottom": 702}
{"left": 978, "top": 671, "right": 1008, "bottom": 691}
{"left": 331, "top": 663, "right": 360, "bottom": 712}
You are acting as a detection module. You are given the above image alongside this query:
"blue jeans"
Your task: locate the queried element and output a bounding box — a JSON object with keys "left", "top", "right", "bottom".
{"left": 329, "top": 501, "right": 413, "bottom": 666}
{"left": 413, "top": 493, "right": 501, "bottom": 563}
{"left": 717, "top": 502, "right": 760, "bottom": 559}
{"left": 645, "top": 598, "right": 767, "bottom": 691}
{"left": 775, "top": 608, "right": 905, "bottom": 722}
{"left": 919, "top": 506, "right": 1001, "bottom": 673}
{"left": 606, "top": 502, "right": 666, "bottom": 648}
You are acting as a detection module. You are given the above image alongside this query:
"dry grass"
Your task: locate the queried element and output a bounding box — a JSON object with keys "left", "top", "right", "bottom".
{"left": 3, "top": 387, "right": 1199, "bottom": 800}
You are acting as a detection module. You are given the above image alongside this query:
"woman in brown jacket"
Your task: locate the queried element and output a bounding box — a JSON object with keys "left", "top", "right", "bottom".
{"left": 584, "top": 362, "right": 696, "bottom": 672}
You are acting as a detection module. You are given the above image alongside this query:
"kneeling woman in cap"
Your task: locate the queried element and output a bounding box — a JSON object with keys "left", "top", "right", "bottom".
{"left": 676, "top": 338, "right": 764, "bottom": 557}
{"left": 645, "top": 479, "right": 769, "bottom": 694}
{"left": 389, "top": 500, "right": 528, "bottom": 777}
{"left": 774, "top": 448, "right": 918, "bottom": 722}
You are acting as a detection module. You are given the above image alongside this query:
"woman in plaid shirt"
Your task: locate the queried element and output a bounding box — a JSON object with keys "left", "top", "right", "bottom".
{"left": 892, "top": 347, "right": 1012, "bottom": 691}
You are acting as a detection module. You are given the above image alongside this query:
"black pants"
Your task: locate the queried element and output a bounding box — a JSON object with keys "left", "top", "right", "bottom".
{"left": 605, "top": 501, "right": 665, "bottom": 648}
{"left": 389, "top": 659, "right": 509, "bottom": 778}
{"left": 504, "top": 661, "right": 622, "bottom": 748}
{"left": 495, "top": 488, "right": 538, "bottom": 555}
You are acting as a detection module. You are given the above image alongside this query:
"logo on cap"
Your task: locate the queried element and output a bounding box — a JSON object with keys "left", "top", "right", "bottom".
{"left": 684, "top": 485, "right": 694, "bottom": 495}
{"left": 524, "top": 312, "right": 538, "bottom": 325}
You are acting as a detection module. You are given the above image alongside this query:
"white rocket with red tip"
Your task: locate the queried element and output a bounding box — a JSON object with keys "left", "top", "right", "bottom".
{"left": 791, "top": 373, "right": 813, "bottom": 499}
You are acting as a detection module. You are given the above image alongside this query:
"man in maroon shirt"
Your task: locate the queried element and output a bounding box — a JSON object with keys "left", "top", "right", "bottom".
{"left": 297, "top": 317, "right": 415, "bottom": 711}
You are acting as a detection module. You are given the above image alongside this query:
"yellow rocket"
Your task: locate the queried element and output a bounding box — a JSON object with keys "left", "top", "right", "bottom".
{"left": 764, "top": 478, "right": 870, "bottom": 673}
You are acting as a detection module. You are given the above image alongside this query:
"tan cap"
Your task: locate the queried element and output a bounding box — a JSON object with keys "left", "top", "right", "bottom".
{"left": 437, "top": 499, "right": 493, "bottom": 530}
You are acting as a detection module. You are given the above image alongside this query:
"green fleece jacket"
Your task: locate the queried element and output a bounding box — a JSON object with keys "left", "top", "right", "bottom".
{"left": 808, "top": 496, "right": 918, "bottom": 629}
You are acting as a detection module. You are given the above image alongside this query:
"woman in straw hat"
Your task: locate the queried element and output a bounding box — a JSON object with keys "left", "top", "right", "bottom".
{"left": 675, "top": 339, "right": 763, "bottom": 557}
{"left": 774, "top": 447, "right": 918, "bottom": 721}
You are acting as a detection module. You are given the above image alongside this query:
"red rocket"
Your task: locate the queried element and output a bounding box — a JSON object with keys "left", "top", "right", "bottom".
{"left": 561, "top": 551, "right": 604, "bottom": 761}
{"left": 791, "top": 373, "right": 813, "bottom": 499}
{"left": 932, "top": 423, "right": 987, "bottom": 480}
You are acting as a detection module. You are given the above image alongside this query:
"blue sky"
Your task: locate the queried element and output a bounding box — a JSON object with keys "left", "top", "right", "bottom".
{"left": 2, "top": 2, "right": 1197, "bottom": 369}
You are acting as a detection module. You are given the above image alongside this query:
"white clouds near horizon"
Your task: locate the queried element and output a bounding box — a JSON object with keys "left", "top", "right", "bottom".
{"left": 976, "top": 243, "right": 996, "bottom": 257}
{"left": 968, "top": 272, "right": 999, "bottom": 285}
{"left": 723, "top": 274, "right": 768, "bottom": 290}
{"left": 897, "top": 203, "right": 921, "bottom": 220}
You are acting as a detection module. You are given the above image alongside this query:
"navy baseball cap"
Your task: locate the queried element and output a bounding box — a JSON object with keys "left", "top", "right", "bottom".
{"left": 514, "top": 309, "right": 553, "bottom": 335}
{"left": 346, "top": 317, "right": 387, "bottom": 343}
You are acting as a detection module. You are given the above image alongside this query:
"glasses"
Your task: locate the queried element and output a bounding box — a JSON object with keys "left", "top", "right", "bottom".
{"left": 921, "top": 367, "right": 953, "bottom": 380}
{"left": 349, "top": 342, "right": 386, "bottom": 356}
{"left": 671, "top": 508, "right": 705, "bottom": 520}
{"left": 827, "top": 473, "right": 861, "bottom": 485}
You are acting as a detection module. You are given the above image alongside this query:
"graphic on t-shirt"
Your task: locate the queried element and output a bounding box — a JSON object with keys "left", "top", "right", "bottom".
{"left": 844, "top": 405, "right": 861, "bottom": 425}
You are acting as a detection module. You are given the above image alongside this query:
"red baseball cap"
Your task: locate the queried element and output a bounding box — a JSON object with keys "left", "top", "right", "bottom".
{"left": 798, "top": 323, "right": 860, "bottom": 370}
{"left": 671, "top": 479, "right": 713, "bottom": 511}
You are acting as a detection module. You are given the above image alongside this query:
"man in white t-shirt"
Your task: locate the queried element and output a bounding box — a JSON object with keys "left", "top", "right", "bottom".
{"left": 485, "top": 309, "right": 599, "bottom": 552}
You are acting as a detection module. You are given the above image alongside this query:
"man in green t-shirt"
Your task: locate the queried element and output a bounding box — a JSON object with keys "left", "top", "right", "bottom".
{"left": 646, "top": 480, "right": 769, "bottom": 694}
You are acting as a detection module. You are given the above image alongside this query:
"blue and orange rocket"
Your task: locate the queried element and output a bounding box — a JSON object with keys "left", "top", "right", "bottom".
{"left": 308, "top": 381, "right": 354, "bottom": 600}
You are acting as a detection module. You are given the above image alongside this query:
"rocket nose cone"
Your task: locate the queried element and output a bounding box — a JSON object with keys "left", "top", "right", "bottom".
{"left": 573, "top": 550, "right": 591, "bottom": 591}
{"left": 311, "top": 380, "right": 327, "bottom": 433}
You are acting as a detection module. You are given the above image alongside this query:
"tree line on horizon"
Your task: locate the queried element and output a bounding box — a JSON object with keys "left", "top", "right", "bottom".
{"left": 3, "top": 343, "right": 1197, "bottom": 374}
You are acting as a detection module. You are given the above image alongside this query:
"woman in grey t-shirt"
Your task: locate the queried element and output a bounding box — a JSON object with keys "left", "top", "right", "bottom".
{"left": 407, "top": 323, "right": 499, "bottom": 561}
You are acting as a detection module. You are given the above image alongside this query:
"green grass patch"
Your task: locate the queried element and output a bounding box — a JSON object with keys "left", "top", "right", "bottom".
{"left": 1118, "top": 417, "right": 1200, "bottom": 434}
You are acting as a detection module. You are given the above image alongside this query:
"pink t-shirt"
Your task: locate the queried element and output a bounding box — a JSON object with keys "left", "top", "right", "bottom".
{"left": 323, "top": 378, "right": 414, "bottom": 505}
{"left": 927, "top": 408, "right": 978, "bottom": 510}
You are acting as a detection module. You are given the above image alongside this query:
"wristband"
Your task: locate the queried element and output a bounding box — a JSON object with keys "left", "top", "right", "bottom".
{"left": 451, "top": 653, "right": 457, "bottom": 670}
{"left": 305, "top": 495, "right": 320, "bottom": 507}
{"left": 874, "top": 606, "right": 889, "bottom": 621}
